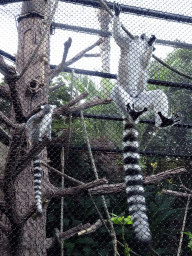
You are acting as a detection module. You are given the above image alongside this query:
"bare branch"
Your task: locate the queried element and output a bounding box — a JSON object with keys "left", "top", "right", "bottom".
{"left": 180, "top": 185, "right": 192, "bottom": 193}
{"left": 41, "top": 161, "right": 84, "bottom": 185}
{"left": 53, "top": 92, "right": 88, "bottom": 116}
{"left": 48, "top": 178, "right": 108, "bottom": 200}
{"left": 46, "top": 220, "right": 103, "bottom": 250}
{"left": 65, "top": 38, "right": 103, "bottom": 67}
{"left": 0, "top": 55, "right": 17, "bottom": 77}
{"left": 21, "top": 179, "right": 108, "bottom": 225}
{"left": 49, "top": 82, "right": 66, "bottom": 93}
{"left": 83, "top": 53, "right": 100, "bottom": 58}
{"left": 49, "top": 37, "right": 72, "bottom": 80}
{"left": 68, "top": 97, "right": 112, "bottom": 114}
{"left": 162, "top": 189, "right": 190, "bottom": 198}
{"left": 89, "top": 167, "right": 187, "bottom": 195}
{"left": 152, "top": 54, "right": 192, "bottom": 80}
{"left": 0, "top": 84, "right": 11, "bottom": 101}
{"left": 144, "top": 167, "right": 187, "bottom": 184}
{"left": 0, "top": 221, "right": 11, "bottom": 237}
{"left": 49, "top": 38, "right": 104, "bottom": 80}
{"left": 0, "top": 111, "right": 22, "bottom": 129}
{"left": 0, "top": 125, "right": 11, "bottom": 146}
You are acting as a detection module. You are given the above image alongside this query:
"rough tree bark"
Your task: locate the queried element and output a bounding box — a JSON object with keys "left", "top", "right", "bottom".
{"left": 0, "top": 1, "right": 111, "bottom": 255}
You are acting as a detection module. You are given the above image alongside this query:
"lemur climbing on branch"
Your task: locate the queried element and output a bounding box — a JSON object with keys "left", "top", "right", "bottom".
{"left": 26, "top": 104, "right": 56, "bottom": 215}
{"left": 111, "top": 2, "right": 179, "bottom": 253}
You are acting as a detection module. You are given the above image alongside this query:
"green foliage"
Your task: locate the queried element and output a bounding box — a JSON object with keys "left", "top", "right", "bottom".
{"left": 110, "top": 214, "right": 132, "bottom": 225}
{"left": 184, "top": 232, "right": 192, "bottom": 251}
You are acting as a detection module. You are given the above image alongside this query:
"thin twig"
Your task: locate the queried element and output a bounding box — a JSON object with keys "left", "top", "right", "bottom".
{"left": 177, "top": 195, "right": 191, "bottom": 256}
{"left": 41, "top": 161, "right": 84, "bottom": 185}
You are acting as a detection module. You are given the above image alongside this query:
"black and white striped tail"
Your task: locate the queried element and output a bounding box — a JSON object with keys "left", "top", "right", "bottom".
{"left": 33, "top": 154, "right": 42, "bottom": 215}
{"left": 123, "top": 118, "right": 151, "bottom": 249}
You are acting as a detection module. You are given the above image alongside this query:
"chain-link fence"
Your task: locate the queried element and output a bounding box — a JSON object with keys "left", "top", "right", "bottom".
{"left": 0, "top": 0, "right": 192, "bottom": 255}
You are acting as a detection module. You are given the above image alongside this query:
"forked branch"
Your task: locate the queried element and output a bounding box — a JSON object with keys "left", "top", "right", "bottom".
{"left": 49, "top": 38, "right": 104, "bottom": 80}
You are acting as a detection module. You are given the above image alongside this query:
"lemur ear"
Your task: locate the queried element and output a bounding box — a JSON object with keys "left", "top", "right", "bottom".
{"left": 140, "top": 33, "right": 146, "bottom": 40}
{"left": 148, "top": 35, "right": 156, "bottom": 46}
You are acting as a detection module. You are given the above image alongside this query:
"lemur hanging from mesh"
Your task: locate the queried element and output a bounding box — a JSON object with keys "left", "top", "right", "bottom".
{"left": 111, "top": 2, "right": 179, "bottom": 253}
{"left": 26, "top": 104, "right": 56, "bottom": 215}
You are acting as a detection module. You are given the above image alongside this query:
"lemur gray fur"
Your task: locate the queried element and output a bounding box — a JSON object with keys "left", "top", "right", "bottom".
{"left": 26, "top": 104, "right": 56, "bottom": 215}
{"left": 111, "top": 3, "right": 179, "bottom": 253}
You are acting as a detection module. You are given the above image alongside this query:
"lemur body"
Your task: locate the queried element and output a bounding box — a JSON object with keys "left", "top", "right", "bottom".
{"left": 111, "top": 3, "right": 179, "bottom": 251}
{"left": 26, "top": 104, "right": 56, "bottom": 215}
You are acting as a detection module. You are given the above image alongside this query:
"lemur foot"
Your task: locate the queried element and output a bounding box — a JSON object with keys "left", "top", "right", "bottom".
{"left": 158, "top": 112, "right": 180, "bottom": 127}
{"left": 127, "top": 103, "right": 148, "bottom": 121}
{"left": 113, "top": 2, "right": 122, "bottom": 16}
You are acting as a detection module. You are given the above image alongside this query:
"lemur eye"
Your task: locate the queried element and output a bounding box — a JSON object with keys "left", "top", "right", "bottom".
{"left": 140, "top": 33, "right": 146, "bottom": 40}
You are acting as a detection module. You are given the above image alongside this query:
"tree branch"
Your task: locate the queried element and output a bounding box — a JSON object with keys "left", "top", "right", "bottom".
{"left": 144, "top": 167, "right": 187, "bottom": 184}
{"left": 0, "top": 125, "right": 11, "bottom": 146}
{"left": 41, "top": 161, "right": 84, "bottom": 185}
{"left": 0, "top": 221, "right": 11, "bottom": 237}
{"left": 68, "top": 97, "right": 112, "bottom": 114}
{"left": 49, "top": 82, "right": 66, "bottom": 93}
{"left": 0, "top": 55, "right": 17, "bottom": 77}
{"left": 53, "top": 92, "right": 88, "bottom": 116}
{"left": 162, "top": 189, "right": 190, "bottom": 198}
{"left": 46, "top": 219, "right": 103, "bottom": 250}
{"left": 49, "top": 38, "right": 104, "bottom": 80}
{"left": 49, "top": 37, "right": 72, "bottom": 80}
{"left": 20, "top": 178, "right": 107, "bottom": 224}
{"left": 0, "top": 111, "right": 21, "bottom": 129}
{"left": 89, "top": 167, "right": 187, "bottom": 195}
{"left": 0, "top": 84, "right": 11, "bottom": 101}
{"left": 48, "top": 178, "right": 108, "bottom": 200}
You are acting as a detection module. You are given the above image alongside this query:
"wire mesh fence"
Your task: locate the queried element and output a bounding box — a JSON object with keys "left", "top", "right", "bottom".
{"left": 0, "top": 0, "right": 192, "bottom": 255}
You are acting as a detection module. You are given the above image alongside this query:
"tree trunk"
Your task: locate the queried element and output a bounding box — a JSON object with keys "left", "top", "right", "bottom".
{"left": 1, "top": 1, "right": 51, "bottom": 255}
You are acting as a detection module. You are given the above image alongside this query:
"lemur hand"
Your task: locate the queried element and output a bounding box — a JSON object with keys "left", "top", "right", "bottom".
{"left": 113, "top": 2, "right": 122, "bottom": 16}
{"left": 148, "top": 35, "right": 156, "bottom": 46}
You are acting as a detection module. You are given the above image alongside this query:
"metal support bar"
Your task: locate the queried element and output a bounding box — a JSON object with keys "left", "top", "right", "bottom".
{"left": 1, "top": 49, "right": 192, "bottom": 91}
{"left": 2, "top": 0, "right": 192, "bottom": 25}
{"left": 48, "top": 145, "right": 192, "bottom": 159}
{"left": 52, "top": 22, "right": 192, "bottom": 50}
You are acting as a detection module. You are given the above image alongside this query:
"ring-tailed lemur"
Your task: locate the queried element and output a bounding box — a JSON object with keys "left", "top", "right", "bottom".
{"left": 26, "top": 104, "right": 56, "bottom": 215}
{"left": 111, "top": 3, "right": 179, "bottom": 252}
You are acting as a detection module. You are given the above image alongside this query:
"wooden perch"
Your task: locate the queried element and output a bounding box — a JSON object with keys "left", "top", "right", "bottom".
{"left": 53, "top": 92, "right": 88, "bottom": 116}
{"left": 42, "top": 161, "right": 84, "bottom": 185}
{"left": 89, "top": 167, "right": 187, "bottom": 195}
{"left": 0, "top": 125, "right": 11, "bottom": 146}
{"left": 49, "top": 37, "right": 72, "bottom": 80}
{"left": 49, "top": 38, "right": 104, "bottom": 80}
{"left": 54, "top": 95, "right": 112, "bottom": 117}
{"left": 144, "top": 167, "right": 187, "bottom": 184}
{"left": 0, "top": 55, "right": 17, "bottom": 77}
{"left": 46, "top": 219, "right": 103, "bottom": 249}
{"left": 50, "top": 178, "right": 108, "bottom": 200}
{"left": 0, "top": 84, "right": 11, "bottom": 101}
{"left": 0, "top": 111, "right": 22, "bottom": 129}
{"left": 21, "top": 178, "right": 107, "bottom": 224}
{"left": 68, "top": 97, "right": 112, "bottom": 114}
{"left": 162, "top": 189, "right": 190, "bottom": 198}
